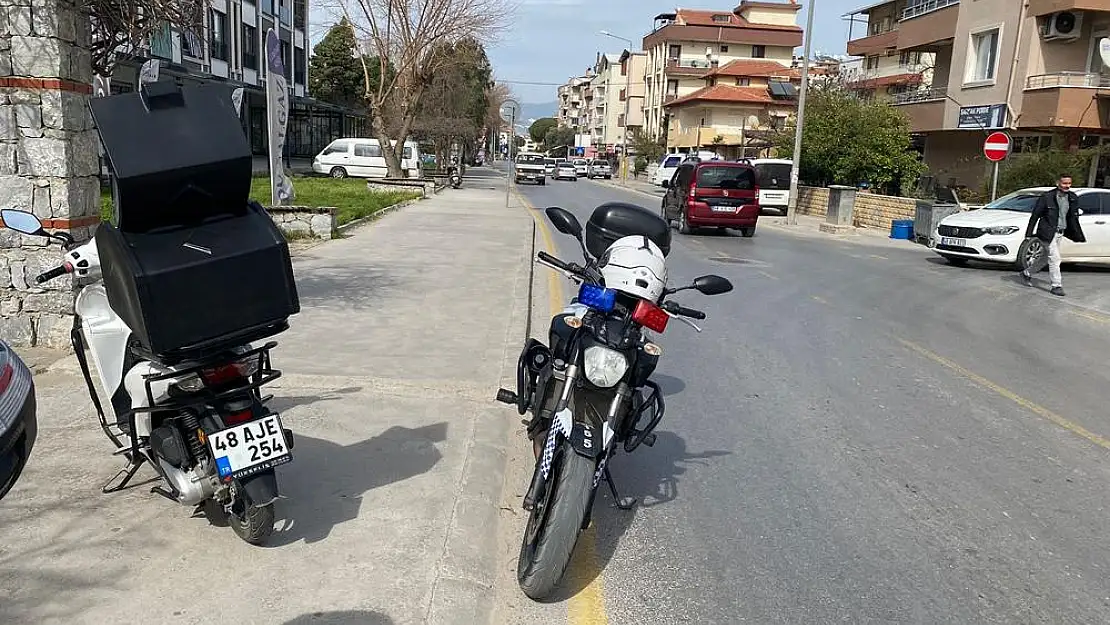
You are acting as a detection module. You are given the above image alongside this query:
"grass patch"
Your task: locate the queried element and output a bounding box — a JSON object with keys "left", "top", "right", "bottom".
{"left": 249, "top": 177, "right": 420, "bottom": 226}
{"left": 100, "top": 179, "right": 420, "bottom": 227}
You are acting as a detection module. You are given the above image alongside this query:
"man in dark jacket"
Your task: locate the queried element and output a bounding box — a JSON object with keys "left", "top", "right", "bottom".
{"left": 1020, "top": 174, "right": 1085, "bottom": 296}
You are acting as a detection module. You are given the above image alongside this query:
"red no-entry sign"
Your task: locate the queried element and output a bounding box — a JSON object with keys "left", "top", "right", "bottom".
{"left": 984, "top": 132, "right": 1012, "bottom": 162}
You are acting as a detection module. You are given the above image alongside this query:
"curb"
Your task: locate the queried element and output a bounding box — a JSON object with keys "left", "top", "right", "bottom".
{"left": 335, "top": 197, "right": 421, "bottom": 234}
{"left": 424, "top": 187, "right": 534, "bottom": 625}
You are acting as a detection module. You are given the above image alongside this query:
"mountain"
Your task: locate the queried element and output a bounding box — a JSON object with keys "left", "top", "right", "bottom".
{"left": 519, "top": 101, "right": 558, "bottom": 125}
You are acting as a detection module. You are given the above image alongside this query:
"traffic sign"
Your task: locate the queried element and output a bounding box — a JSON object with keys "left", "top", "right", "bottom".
{"left": 500, "top": 99, "right": 520, "bottom": 123}
{"left": 983, "top": 132, "right": 1012, "bottom": 162}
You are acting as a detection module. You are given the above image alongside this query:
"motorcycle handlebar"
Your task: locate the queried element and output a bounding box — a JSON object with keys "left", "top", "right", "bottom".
{"left": 35, "top": 264, "right": 70, "bottom": 284}
{"left": 536, "top": 251, "right": 585, "bottom": 275}
{"left": 663, "top": 301, "right": 706, "bottom": 320}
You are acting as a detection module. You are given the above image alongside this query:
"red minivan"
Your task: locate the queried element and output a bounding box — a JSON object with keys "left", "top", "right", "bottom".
{"left": 660, "top": 159, "right": 760, "bottom": 237}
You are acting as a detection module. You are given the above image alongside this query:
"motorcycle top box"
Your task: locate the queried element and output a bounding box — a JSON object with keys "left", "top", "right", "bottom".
{"left": 89, "top": 80, "right": 252, "bottom": 234}
{"left": 89, "top": 80, "right": 299, "bottom": 363}
{"left": 585, "top": 202, "right": 672, "bottom": 259}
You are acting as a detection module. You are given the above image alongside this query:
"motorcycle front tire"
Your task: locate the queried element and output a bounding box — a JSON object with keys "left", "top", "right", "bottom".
{"left": 517, "top": 443, "right": 595, "bottom": 600}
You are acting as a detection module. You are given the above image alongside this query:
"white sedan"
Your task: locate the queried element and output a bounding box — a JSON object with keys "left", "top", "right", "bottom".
{"left": 933, "top": 186, "right": 1110, "bottom": 269}
{"left": 554, "top": 162, "right": 578, "bottom": 181}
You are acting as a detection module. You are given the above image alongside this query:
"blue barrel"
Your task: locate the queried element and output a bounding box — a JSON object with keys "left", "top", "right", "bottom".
{"left": 890, "top": 219, "right": 914, "bottom": 240}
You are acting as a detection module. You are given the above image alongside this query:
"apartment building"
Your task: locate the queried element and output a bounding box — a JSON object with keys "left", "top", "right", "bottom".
{"left": 108, "top": 0, "right": 367, "bottom": 159}
{"left": 640, "top": 1, "right": 804, "bottom": 141}
{"left": 588, "top": 50, "right": 648, "bottom": 154}
{"left": 664, "top": 58, "right": 800, "bottom": 157}
{"left": 845, "top": 0, "right": 1110, "bottom": 189}
{"left": 557, "top": 72, "right": 594, "bottom": 132}
{"left": 843, "top": 3, "right": 935, "bottom": 101}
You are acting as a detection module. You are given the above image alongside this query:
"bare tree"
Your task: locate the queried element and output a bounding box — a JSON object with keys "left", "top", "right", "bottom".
{"left": 328, "top": 0, "right": 514, "bottom": 177}
{"left": 79, "top": 0, "right": 208, "bottom": 75}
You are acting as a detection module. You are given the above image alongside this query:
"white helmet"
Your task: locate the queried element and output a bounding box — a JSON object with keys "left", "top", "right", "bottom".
{"left": 597, "top": 235, "right": 667, "bottom": 302}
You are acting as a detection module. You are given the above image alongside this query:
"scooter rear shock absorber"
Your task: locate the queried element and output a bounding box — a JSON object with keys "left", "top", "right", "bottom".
{"left": 180, "top": 410, "right": 205, "bottom": 461}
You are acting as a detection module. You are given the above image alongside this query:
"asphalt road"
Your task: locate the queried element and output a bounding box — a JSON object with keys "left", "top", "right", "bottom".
{"left": 508, "top": 174, "right": 1110, "bottom": 624}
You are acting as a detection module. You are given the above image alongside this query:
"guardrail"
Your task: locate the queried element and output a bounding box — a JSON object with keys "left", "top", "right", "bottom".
{"left": 901, "top": 0, "right": 958, "bottom": 21}
{"left": 1026, "top": 72, "right": 1110, "bottom": 89}
{"left": 891, "top": 86, "right": 947, "bottom": 105}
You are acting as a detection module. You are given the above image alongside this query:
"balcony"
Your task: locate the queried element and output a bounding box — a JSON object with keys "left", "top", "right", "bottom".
{"left": 891, "top": 87, "right": 947, "bottom": 133}
{"left": 1021, "top": 72, "right": 1110, "bottom": 129}
{"left": 897, "top": 1, "right": 958, "bottom": 51}
{"left": 664, "top": 94, "right": 679, "bottom": 104}
{"left": 1027, "top": 0, "right": 1107, "bottom": 16}
{"left": 847, "top": 30, "right": 899, "bottom": 57}
{"left": 666, "top": 58, "right": 713, "bottom": 76}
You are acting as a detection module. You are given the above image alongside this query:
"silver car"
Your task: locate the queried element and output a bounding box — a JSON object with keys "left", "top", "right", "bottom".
{"left": 554, "top": 162, "right": 578, "bottom": 181}
{"left": 588, "top": 160, "right": 612, "bottom": 179}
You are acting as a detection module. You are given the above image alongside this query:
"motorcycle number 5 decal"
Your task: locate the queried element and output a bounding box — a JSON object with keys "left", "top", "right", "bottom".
{"left": 568, "top": 422, "right": 604, "bottom": 459}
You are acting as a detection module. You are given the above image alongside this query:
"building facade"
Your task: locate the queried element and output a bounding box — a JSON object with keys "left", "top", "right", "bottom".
{"left": 588, "top": 50, "right": 648, "bottom": 155}
{"left": 110, "top": 0, "right": 368, "bottom": 159}
{"left": 843, "top": 2, "right": 935, "bottom": 100}
{"left": 640, "top": 1, "right": 804, "bottom": 142}
{"left": 846, "top": 0, "right": 1110, "bottom": 190}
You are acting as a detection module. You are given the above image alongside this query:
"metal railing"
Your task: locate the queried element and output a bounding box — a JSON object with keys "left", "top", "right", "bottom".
{"left": 901, "top": 0, "right": 958, "bottom": 21}
{"left": 1026, "top": 72, "right": 1110, "bottom": 89}
{"left": 667, "top": 58, "right": 713, "bottom": 70}
{"left": 891, "top": 86, "right": 947, "bottom": 105}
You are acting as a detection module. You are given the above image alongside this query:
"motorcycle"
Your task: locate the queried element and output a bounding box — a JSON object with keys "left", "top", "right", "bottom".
{"left": 496, "top": 203, "right": 733, "bottom": 599}
{"left": 0, "top": 208, "right": 295, "bottom": 544}
{"left": 0, "top": 340, "right": 37, "bottom": 501}
{"left": 447, "top": 165, "right": 463, "bottom": 189}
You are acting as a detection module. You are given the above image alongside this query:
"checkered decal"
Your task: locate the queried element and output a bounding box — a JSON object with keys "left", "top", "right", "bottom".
{"left": 539, "top": 414, "right": 566, "bottom": 480}
{"left": 592, "top": 455, "right": 608, "bottom": 488}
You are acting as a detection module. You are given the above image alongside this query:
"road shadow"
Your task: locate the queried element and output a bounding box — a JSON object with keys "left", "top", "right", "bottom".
{"left": 652, "top": 373, "right": 686, "bottom": 397}
{"left": 265, "top": 422, "right": 448, "bottom": 546}
{"left": 280, "top": 611, "right": 393, "bottom": 625}
{"left": 549, "top": 430, "right": 731, "bottom": 601}
{"left": 268, "top": 386, "right": 364, "bottom": 412}
{"left": 292, "top": 265, "right": 401, "bottom": 308}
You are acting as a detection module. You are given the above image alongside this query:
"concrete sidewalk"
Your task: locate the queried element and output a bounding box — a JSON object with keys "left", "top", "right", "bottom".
{"left": 0, "top": 180, "right": 534, "bottom": 624}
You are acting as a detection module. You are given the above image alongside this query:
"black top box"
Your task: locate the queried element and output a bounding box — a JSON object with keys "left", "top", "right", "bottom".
{"left": 88, "top": 80, "right": 252, "bottom": 234}
{"left": 585, "top": 202, "right": 672, "bottom": 259}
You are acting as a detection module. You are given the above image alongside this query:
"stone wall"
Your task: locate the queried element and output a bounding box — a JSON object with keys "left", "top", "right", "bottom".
{"left": 267, "top": 206, "right": 336, "bottom": 239}
{"left": 1, "top": 0, "right": 99, "bottom": 347}
{"left": 367, "top": 179, "right": 436, "bottom": 197}
{"left": 852, "top": 192, "right": 916, "bottom": 231}
{"left": 795, "top": 186, "right": 829, "bottom": 217}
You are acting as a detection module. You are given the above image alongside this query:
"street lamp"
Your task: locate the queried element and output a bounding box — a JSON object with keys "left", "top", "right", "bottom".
{"left": 786, "top": 1, "right": 817, "bottom": 226}
{"left": 601, "top": 30, "right": 634, "bottom": 182}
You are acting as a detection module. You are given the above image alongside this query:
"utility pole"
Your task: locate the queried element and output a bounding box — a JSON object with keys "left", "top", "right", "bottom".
{"left": 786, "top": 0, "right": 816, "bottom": 226}
{"left": 601, "top": 30, "right": 635, "bottom": 182}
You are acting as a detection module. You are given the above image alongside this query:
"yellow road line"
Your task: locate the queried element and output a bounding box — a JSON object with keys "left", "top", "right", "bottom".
{"left": 896, "top": 338, "right": 1110, "bottom": 450}
{"left": 1069, "top": 308, "right": 1110, "bottom": 325}
{"left": 869, "top": 254, "right": 889, "bottom": 260}
{"left": 513, "top": 188, "right": 609, "bottom": 624}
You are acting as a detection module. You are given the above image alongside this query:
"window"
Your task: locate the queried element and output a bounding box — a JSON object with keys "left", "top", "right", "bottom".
{"left": 696, "top": 165, "right": 755, "bottom": 190}
{"left": 1078, "top": 193, "right": 1104, "bottom": 215}
{"left": 753, "top": 163, "right": 792, "bottom": 190}
{"left": 899, "top": 51, "right": 922, "bottom": 67}
{"left": 403, "top": 147, "right": 413, "bottom": 159}
{"left": 181, "top": 29, "right": 203, "bottom": 58}
{"left": 721, "top": 45, "right": 729, "bottom": 53}
{"left": 866, "top": 55, "right": 880, "bottom": 70}
{"left": 322, "top": 141, "right": 350, "bottom": 155}
{"left": 618, "top": 114, "right": 626, "bottom": 127}
{"left": 294, "top": 46, "right": 306, "bottom": 84}
{"left": 293, "top": 0, "right": 306, "bottom": 29}
{"left": 712, "top": 14, "right": 730, "bottom": 23}
{"left": 967, "top": 28, "right": 1000, "bottom": 83}
{"left": 752, "top": 45, "right": 765, "bottom": 58}
{"left": 736, "top": 77, "right": 751, "bottom": 86}
{"left": 209, "top": 9, "right": 229, "bottom": 61}
{"left": 242, "top": 25, "right": 258, "bottom": 69}
{"left": 620, "top": 89, "right": 627, "bottom": 101}
{"left": 354, "top": 143, "right": 382, "bottom": 158}
{"left": 668, "top": 44, "right": 681, "bottom": 60}
{"left": 666, "top": 79, "right": 679, "bottom": 94}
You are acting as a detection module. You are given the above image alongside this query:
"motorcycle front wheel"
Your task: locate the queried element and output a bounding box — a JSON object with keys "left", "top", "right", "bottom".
{"left": 517, "top": 443, "right": 595, "bottom": 600}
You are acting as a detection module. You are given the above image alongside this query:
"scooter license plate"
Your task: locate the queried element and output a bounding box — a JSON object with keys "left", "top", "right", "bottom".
{"left": 208, "top": 414, "right": 292, "bottom": 480}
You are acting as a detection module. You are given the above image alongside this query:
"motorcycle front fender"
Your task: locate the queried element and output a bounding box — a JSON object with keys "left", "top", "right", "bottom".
{"left": 236, "top": 470, "right": 279, "bottom": 507}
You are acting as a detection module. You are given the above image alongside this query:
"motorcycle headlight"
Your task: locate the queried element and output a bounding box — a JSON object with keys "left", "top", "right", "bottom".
{"left": 985, "top": 226, "right": 1020, "bottom": 235}
{"left": 583, "top": 345, "right": 629, "bottom": 388}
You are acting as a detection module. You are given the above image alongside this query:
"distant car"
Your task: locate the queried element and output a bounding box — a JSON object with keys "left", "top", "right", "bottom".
{"left": 746, "top": 158, "right": 793, "bottom": 215}
{"left": 588, "top": 160, "right": 612, "bottom": 179}
{"left": 554, "top": 162, "right": 578, "bottom": 181}
{"left": 543, "top": 158, "right": 557, "bottom": 176}
{"left": 573, "top": 159, "right": 590, "bottom": 177}
{"left": 661, "top": 160, "right": 760, "bottom": 237}
{"left": 933, "top": 186, "right": 1110, "bottom": 269}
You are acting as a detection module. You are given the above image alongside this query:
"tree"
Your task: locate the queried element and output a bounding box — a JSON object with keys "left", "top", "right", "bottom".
{"left": 544, "top": 126, "right": 576, "bottom": 155}
{"left": 484, "top": 82, "right": 513, "bottom": 156}
{"left": 774, "top": 84, "right": 925, "bottom": 195}
{"left": 310, "top": 18, "right": 381, "bottom": 109}
{"left": 411, "top": 38, "right": 493, "bottom": 167}
{"left": 629, "top": 128, "right": 666, "bottom": 162}
{"left": 529, "top": 118, "right": 557, "bottom": 144}
{"left": 337, "top": 0, "right": 513, "bottom": 177}
{"left": 83, "top": 0, "right": 208, "bottom": 74}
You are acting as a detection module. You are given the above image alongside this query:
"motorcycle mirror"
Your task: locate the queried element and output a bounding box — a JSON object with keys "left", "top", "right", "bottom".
{"left": 545, "top": 206, "right": 583, "bottom": 239}
{"left": 693, "top": 275, "right": 733, "bottom": 295}
{"left": 0, "top": 209, "right": 46, "bottom": 236}
{"left": 661, "top": 179, "right": 670, "bottom": 189}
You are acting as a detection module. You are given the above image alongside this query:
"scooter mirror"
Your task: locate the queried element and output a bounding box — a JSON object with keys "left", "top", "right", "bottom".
{"left": 545, "top": 207, "right": 583, "bottom": 239}
{"left": 0, "top": 209, "right": 46, "bottom": 236}
{"left": 693, "top": 275, "right": 733, "bottom": 295}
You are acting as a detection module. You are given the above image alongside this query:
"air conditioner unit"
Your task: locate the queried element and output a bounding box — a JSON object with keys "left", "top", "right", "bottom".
{"left": 1042, "top": 11, "right": 1083, "bottom": 41}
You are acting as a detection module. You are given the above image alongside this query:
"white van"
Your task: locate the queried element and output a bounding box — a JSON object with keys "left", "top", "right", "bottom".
{"left": 651, "top": 151, "right": 721, "bottom": 186}
{"left": 312, "top": 138, "right": 421, "bottom": 179}
{"left": 745, "top": 158, "right": 793, "bottom": 215}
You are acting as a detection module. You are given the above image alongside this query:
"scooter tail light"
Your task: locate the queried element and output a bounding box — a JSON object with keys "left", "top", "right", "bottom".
{"left": 223, "top": 410, "right": 254, "bottom": 426}
{"left": 632, "top": 299, "right": 669, "bottom": 333}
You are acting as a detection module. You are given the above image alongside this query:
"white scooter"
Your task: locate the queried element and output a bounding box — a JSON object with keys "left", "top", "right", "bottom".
{"left": 0, "top": 209, "right": 295, "bottom": 544}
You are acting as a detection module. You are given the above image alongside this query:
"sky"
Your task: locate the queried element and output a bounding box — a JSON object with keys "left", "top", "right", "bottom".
{"left": 488, "top": 0, "right": 865, "bottom": 104}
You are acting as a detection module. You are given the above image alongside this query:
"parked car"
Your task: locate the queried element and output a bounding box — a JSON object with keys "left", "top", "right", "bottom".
{"left": 746, "top": 158, "right": 793, "bottom": 215}
{"left": 554, "top": 162, "right": 578, "bottom": 181}
{"left": 651, "top": 154, "right": 685, "bottom": 187}
{"left": 661, "top": 160, "right": 760, "bottom": 237}
{"left": 312, "top": 138, "right": 422, "bottom": 179}
{"left": 543, "top": 158, "right": 557, "bottom": 176}
{"left": 0, "top": 340, "right": 36, "bottom": 501}
{"left": 573, "top": 158, "right": 590, "bottom": 177}
{"left": 933, "top": 186, "right": 1110, "bottom": 269}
